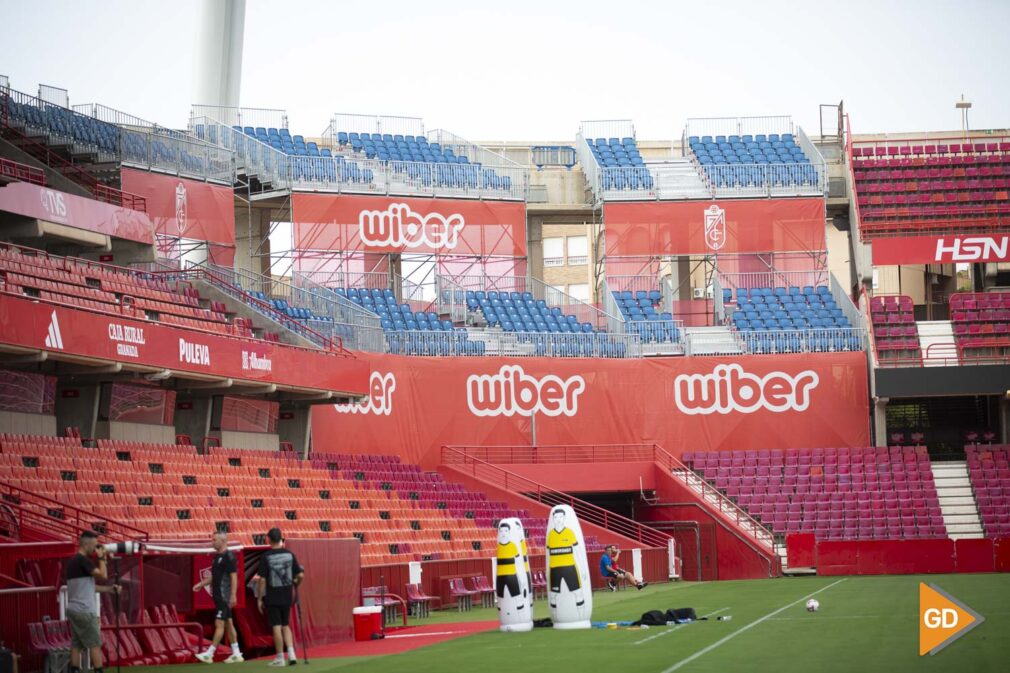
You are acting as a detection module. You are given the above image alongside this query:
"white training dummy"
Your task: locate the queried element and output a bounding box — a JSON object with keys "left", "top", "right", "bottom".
{"left": 495, "top": 518, "right": 533, "bottom": 632}
{"left": 545, "top": 505, "right": 592, "bottom": 629}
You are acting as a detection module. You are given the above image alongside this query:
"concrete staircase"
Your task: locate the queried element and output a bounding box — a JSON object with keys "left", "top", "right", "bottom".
{"left": 916, "top": 321, "right": 957, "bottom": 366}
{"left": 684, "top": 326, "right": 745, "bottom": 355}
{"left": 931, "top": 461, "right": 984, "bottom": 539}
{"left": 651, "top": 159, "right": 711, "bottom": 199}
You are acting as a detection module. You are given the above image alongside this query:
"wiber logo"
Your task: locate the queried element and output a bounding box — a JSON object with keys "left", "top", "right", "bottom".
{"left": 334, "top": 372, "right": 396, "bottom": 415}
{"left": 934, "top": 236, "right": 1009, "bottom": 262}
{"left": 44, "top": 311, "right": 64, "bottom": 350}
{"left": 359, "top": 203, "right": 465, "bottom": 250}
{"left": 179, "top": 338, "right": 210, "bottom": 366}
{"left": 466, "top": 365, "right": 585, "bottom": 417}
{"left": 704, "top": 204, "right": 726, "bottom": 251}
{"left": 674, "top": 363, "right": 819, "bottom": 415}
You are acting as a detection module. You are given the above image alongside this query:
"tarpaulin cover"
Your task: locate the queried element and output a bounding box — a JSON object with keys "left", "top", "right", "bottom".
{"left": 292, "top": 194, "right": 526, "bottom": 256}
{"left": 314, "top": 351, "right": 869, "bottom": 467}
{"left": 120, "top": 168, "right": 236, "bottom": 249}
{"left": 285, "top": 538, "right": 360, "bottom": 645}
{"left": 603, "top": 197, "right": 826, "bottom": 256}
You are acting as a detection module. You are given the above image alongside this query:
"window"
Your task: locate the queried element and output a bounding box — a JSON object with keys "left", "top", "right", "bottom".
{"left": 567, "top": 236, "right": 588, "bottom": 265}
{"left": 543, "top": 237, "right": 564, "bottom": 267}
{"left": 568, "top": 284, "right": 590, "bottom": 302}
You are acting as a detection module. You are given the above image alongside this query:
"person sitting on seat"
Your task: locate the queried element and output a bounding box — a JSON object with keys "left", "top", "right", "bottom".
{"left": 600, "top": 545, "right": 647, "bottom": 591}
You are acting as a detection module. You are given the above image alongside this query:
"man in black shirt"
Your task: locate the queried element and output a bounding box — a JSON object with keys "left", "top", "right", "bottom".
{"left": 66, "top": 532, "right": 121, "bottom": 673}
{"left": 257, "top": 528, "right": 304, "bottom": 667}
{"left": 192, "top": 532, "right": 243, "bottom": 664}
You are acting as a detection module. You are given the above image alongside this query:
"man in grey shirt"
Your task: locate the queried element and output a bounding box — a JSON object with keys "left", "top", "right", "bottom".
{"left": 65, "top": 532, "right": 121, "bottom": 673}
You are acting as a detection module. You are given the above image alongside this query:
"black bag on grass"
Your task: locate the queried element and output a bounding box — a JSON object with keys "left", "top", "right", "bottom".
{"left": 633, "top": 607, "right": 700, "bottom": 626}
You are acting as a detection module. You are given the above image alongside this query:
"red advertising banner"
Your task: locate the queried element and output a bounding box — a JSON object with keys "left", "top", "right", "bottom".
{"left": 120, "top": 169, "right": 236, "bottom": 247}
{"left": 0, "top": 181, "right": 154, "bottom": 244}
{"left": 311, "top": 351, "right": 869, "bottom": 467}
{"left": 603, "top": 197, "right": 826, "bottom": 256}
{"left": 292, "top": 194, "right": 526, "bottom": 256}
{"left": 872, "top": 234, "right": 1010, "bottom": 265}
{"left": 0, "top": 294, "right": 369, "bottom": 395}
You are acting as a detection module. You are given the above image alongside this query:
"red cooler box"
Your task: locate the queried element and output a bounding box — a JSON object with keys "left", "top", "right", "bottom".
{"left": 352, "top": 606, "right": 383, "bottom": 641}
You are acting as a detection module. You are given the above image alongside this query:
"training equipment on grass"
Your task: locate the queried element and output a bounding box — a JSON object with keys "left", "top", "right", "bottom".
{"left": 545, "top": 505, "right": 593, "bottom": 629}
{"left": 495, "top": 517, "right": 533, "bottom": 632}
{"left": 806, "top": 598, "right": 820, "bottom": 612}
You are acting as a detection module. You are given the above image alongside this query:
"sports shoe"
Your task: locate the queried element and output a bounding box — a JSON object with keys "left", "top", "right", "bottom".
{"left": 607, "top": 580, "right": 617, "bottom": 592}
{"left": 195, "top": 652, "right": 214, "bottom": 664}
{"left": 224, "top": 653, "right": 244, "bottom": 664}
{"left": 267, "top": 659, "right": 287, "bottom": 667}
{"left": 288, "top": 660, "right": 298, "bottom": 666}
{"left": 636, "top": 582, "right": 649, "bottom": 591}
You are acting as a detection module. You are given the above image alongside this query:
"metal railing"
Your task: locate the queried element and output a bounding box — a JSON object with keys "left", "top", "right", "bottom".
{"left": 120, "top": 126, "right": 234, "bottom": 183}
{"left": 829, "top": 271, "right": 866, "bottom": 332}
{"left": 579, "top": 119, "right": 637, "bottom": 142}
{"left": 718, "top": 270, "right": 830, "bottom": 296}
{"left": 599, "top": 278, "right": 630, "bottom": 335}
{"left": 444, "top": 443, "right": 774, "bottom": 553}
{"left": 683, "top": 115, "right": 795, "bottom": 143}
{"left": 699, "top": 162, "right": 825, "bottom": 198}
{"left": 531, "top": 146, "right": 577, "bottom": 169}
{"left": 329, "top": 113, "right": 425, "bottom": 138}
{"left": 190, "top": 105, "right": 289, "bottom": 131}
{"left": 684, "top": 330, "right": 746, "bottom": 355}
{"left": 296, "top": 268, "right": 391, "bottom": 293}
{"left": 205, "top": 264, "right": 386, "bottom": 352}
{"left": 440, "top": 446, "right": 673, "bottom": 548}
{"left": 171, "top": 263, "right": 351, "bottom": 354}
{"left": 386, "top": 329, "right": 641, "bottom": 358}
{"left": 737, "top": 327, "right": 866, "bottom": 354}
{"left": 0, "top": 157, "right": 46, "bottom": 185}
{"left": 0, "top": 480, "right": 149, "bottom": 543}
{"left": 435, "top": 274, "right": 469, "bottom": 323}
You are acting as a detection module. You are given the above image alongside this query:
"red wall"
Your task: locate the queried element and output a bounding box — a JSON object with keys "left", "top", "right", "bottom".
{"left": 815, "top": 538, "right": 1007, "bottom": 575}
{"left": 492, "top": 462, "right": 656, "bottom": 493}
{"left": 639, "top": 465, "right": 779, "bottom": 580}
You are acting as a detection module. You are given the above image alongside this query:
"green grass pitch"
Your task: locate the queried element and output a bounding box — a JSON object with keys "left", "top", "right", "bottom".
{"left": 135, "top": 574, "right": 1010, "bottom": 673}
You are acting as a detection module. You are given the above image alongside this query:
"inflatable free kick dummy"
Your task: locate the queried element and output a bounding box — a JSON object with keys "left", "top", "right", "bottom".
{"left": 495, "top": 518, "right": 533, "bottom": 632}
{"left": 545, "top": 505, "right": 592, "bottom": 629}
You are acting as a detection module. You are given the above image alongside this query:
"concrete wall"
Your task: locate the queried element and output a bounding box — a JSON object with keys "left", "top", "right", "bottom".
{"left": 0, "top": 411, "right": 57, "bottom": 436}
{"left": 96, "top": 420, "right": 177, "bottom": 443}
{"left": 55, "top": 382, "right": 101, "bottom": 439}
{"left": 214, "top": 430, "right": 279, "bottom": 451}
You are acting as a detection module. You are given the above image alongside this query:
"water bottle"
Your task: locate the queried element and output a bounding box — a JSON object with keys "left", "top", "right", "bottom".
{"left": 717, "top": 615, "right": 732, "bottom": 621}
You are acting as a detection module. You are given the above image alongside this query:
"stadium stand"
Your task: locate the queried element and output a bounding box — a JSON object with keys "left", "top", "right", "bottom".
{"left": 584, "top": 137, "right": 653, "bottom": 191}
{"left": 730, "top": 285, "right": 863, "bottom": 353}
{"left": 465, "top": 290, "right": 597, "bottom": 335}
{"left": 965, "top": 444, "right": 1010, "bottom": 537}
{"left": 685, "top": 446, "right": 947, "bottom": 541}
{"left": 0, "top": 245, "right": 268, "bottom": 340}
{"left": 851, "top": 139, "right": 1010, "bottom": 234}
{"left": 870, "top": 295, "right": 922, "bottom": 360}
{"left": 949, "top": 292, "right": 1010, "bottom": 357}
{"left": 687, "top": 133, "right": 820, "bottom": 189}
{"left": 0, "top": 435, "right": 605, "bottom": 566}
{"left": 610, "top": 289, "right": 681, "bottom": 343}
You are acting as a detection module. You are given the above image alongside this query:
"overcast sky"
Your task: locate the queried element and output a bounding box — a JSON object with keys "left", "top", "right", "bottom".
{"left": 3, "top": 0, "right": 1008, "bottom": 141}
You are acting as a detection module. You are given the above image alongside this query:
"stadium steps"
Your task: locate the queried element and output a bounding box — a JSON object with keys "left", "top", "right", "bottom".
{"left": 931, "top": 461, "right": 984, "bottom": 539}
{"left": 683, "top": 326, "right": 745, "bottom": 355}
{"left": 916, "top": 321, "right": 956, "bottom": 366}
{"left": 651, "top": 159, "right": 712, "bottom": 199}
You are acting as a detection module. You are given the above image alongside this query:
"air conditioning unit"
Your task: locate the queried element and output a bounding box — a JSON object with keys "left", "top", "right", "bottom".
{"left": 692, "top": 288, "right": 704, "bottom": 299}
{"left": 706, "top": 286, "right": 714, "bottom": 299}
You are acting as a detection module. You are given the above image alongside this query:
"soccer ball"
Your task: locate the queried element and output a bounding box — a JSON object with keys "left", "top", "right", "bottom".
{"left": 806, "top": 599, "right": 820, "bottom": 612}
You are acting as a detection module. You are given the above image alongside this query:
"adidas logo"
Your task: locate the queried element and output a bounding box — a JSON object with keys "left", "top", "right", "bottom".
{"left": 44, "top": 311, "right": 64, "bottom": 350}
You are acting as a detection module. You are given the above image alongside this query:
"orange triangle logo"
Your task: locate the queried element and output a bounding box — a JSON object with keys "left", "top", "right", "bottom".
{"left": 919, "top": 583, "right": 984, "bottom": 656}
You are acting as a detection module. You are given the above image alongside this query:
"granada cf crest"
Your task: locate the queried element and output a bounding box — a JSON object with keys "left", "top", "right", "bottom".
{"left": 175, "top": 182, "right": 188, "bottom": 236}
{"left": 704, "top": 205, "right": 726, "bottom": 251}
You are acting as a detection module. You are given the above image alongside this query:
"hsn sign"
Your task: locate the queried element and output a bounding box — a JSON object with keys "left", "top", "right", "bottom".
{"left": 873, "top": 235, "right": 1010, "bottom": 265}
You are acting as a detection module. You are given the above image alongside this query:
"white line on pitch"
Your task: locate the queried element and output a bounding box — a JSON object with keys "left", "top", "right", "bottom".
{"left": 385, "top": 630, "right": 470, "bottom": 639}
{"left": 633, "top": 607, "right": 730, "bottom": 645}
{"left": 659, "top": 578, "right": 849, "bottom": 673}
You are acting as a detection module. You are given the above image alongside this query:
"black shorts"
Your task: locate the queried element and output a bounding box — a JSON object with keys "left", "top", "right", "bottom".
{"left": 496, "top": 573, "right": 521, "bottom": 599}
{"left": 213, "top": 600, "right": 232, "bottom": 621}
{"left": 266, "top": 604, "right": 291, "bottom": 627}
{"left": 549, "top": 565, "right": 581, "bottom": 592}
